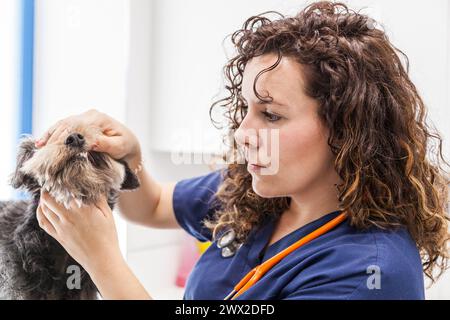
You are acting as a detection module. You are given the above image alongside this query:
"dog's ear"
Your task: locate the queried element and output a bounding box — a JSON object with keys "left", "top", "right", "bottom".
{"left": 119, "top": 160, "right": 140, "bottom": 191}
{"left": 10, "top": 137, "right": 39, "bottom": 191}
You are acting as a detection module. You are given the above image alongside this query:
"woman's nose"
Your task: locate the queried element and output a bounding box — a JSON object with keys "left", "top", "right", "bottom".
{"left": 234, "top": 125, "right": 259, "bottom": 150}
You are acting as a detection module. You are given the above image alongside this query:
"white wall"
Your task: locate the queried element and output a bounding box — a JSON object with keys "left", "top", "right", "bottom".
{"left": 0, "top": 0, "right": 20, "bottom": 201}
{"left": 33, "top": 0, "right": 130, "bottom": 129}
{"left": 347, "top": 0, "right": 450, "bottom": 154}
{"left": 148, "top": 0, "right": 322, "bottom": 155}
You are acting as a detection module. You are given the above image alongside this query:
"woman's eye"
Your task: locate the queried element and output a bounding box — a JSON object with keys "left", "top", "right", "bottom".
{"left": 241, "top": 105, "right": 248, "bottom": 117}
{"left": 261, "top": 111, "right": 282, "bottom": 122}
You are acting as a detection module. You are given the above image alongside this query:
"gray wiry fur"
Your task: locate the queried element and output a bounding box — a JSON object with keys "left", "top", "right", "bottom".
{"left": 0, "top": 131, "right": 139, "bottom": 299}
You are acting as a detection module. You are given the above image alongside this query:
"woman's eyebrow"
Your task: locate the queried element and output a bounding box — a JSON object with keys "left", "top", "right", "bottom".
{"left": 256, "top": 99, "right": 288, "bottom": 108}
{"left": 241, "top": 95, "right": 288, "bottom": 108}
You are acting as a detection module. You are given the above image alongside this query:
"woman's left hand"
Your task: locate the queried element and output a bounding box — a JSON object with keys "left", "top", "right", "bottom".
{"left": 37, "top": 192, "right": 122, "bottom": 274}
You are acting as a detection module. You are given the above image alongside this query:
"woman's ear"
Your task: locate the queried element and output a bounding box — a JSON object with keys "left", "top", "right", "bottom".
{"left": 119, "top": 160, "right": 140, "bottom": 191}
{"left": 10, "top": 137, "right": 39, "bottom": 191}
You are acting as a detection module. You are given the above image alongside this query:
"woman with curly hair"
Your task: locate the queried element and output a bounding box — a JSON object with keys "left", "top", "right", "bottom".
{"left": 36, "top": 1, "right": 449, "bottom": 299}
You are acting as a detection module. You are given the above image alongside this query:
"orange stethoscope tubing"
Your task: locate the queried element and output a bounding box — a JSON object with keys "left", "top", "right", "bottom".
{"left": 223, "top": 211, "right": 348, "bottom": 300}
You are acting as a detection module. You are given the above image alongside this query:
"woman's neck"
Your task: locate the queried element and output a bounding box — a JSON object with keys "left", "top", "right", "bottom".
{"left": 266, "top": 182, "right": 341, "bottom": 248}
{"left": 286, "top": 192, "right": 341, "bottom": 227}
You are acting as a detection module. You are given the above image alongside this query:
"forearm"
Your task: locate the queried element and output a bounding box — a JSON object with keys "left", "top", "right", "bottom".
{"left": 87, "top": 253, "right": 153, "bottom": 300}
{"left": 118, "top": 159, "right": 162, "bottom": 225}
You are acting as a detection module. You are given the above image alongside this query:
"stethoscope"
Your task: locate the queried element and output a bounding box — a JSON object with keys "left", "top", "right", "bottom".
{"left": 219, "top": 211, "right": 348, "bottom": 300}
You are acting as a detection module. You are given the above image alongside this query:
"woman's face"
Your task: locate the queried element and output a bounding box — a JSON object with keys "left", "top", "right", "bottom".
{"left": 234, "top": 53, "right": 339, "bottom": 199}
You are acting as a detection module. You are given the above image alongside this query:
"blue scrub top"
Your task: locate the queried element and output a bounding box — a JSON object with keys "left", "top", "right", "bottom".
{"left": 172, "top": 169, "right": 425, "bottom": 300}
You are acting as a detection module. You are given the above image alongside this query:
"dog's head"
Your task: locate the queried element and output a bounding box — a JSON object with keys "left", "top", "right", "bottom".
{"left": 10, "top": 126, "right": 140, "bottom": 207}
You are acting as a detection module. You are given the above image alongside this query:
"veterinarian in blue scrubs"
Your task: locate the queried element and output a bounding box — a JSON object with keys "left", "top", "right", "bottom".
{"left": 173, "top": 170, "right": 425, "bottom": 300}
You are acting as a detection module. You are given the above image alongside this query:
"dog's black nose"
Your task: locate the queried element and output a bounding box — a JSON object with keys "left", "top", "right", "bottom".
{"left": 65, "top": 133, "right": 85, "bottom": 148}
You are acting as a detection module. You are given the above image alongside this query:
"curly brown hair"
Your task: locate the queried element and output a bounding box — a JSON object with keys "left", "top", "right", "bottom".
{"left": 205, "top": 1, "right": 450, "bottom": 283}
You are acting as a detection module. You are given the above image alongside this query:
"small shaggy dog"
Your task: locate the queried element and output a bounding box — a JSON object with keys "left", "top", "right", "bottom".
{"left": 0, "top": 127, "right": 139, "bottom": 299}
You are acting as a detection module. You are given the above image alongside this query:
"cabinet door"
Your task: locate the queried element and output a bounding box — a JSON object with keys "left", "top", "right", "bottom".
{"left": 347, "top": 0, "right": 449, "bottom": 151}
{"left": 149, "top": 0, "right": 449, "bottom": 158}
{"left": 149, "top": 0, "right": 325, "bottom": 155}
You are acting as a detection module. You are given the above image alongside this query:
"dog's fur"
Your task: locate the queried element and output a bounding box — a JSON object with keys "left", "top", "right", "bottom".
{"left": 0, "top": 126, "right": 139, "bottom": 299}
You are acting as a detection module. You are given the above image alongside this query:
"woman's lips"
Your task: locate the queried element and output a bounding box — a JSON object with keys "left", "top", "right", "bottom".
{"left": 248, "top": 163, "right": 266, "bottom": 173}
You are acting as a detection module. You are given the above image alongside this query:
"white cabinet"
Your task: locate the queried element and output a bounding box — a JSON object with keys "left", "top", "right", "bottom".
{"left": 148, "top": 0, "right": 327, "bottom": 154}
{"left": 147, "top": 0, "right": 449, "bottom": 156}
{"left": 347, "top": 0, "right": 449, "bottom": 149}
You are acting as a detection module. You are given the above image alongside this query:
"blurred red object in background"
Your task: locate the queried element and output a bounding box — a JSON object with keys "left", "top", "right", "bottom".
{"left": 175, "top": 234, "right": 211, "bottom": 287}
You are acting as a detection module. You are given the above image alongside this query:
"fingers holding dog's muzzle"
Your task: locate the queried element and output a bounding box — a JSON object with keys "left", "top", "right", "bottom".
{"left": 37, "top": 205, "right": 57, "bottom": 236}
{"left": 47, "top": 125, "right": 71, "bottom": 145}
{"left": 36, "top": 120, "right": 64, "bottom": 147}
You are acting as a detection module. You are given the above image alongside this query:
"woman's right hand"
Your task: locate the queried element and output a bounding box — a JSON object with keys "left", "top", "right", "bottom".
{"left": 35, "top": 109, "right": 142, "bottom": 167}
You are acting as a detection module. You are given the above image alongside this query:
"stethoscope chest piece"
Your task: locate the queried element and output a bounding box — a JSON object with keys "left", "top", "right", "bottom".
{"left": 217, "top": 229, "right": 236, "bottom": 248}
{"left": 221, "top": 242, "right": 242, "bottom": 258}
{"left": 221, "top": 246, "right": 235, "bottom": 258}
{"left": 217, "top": 228, "right": 242, "bottom": 258}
